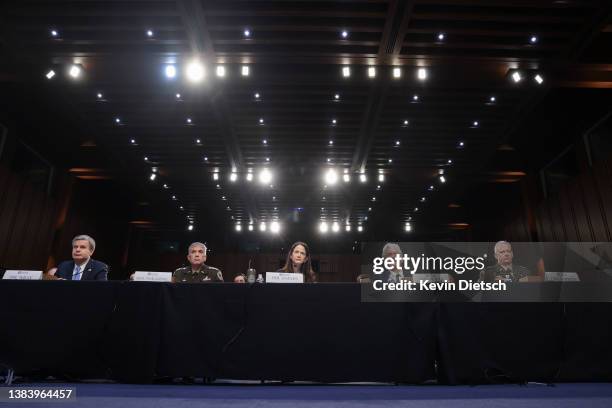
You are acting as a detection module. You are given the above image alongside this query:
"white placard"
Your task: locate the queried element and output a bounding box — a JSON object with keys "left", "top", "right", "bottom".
{"left": 133, "top": 271, "right": 172, "bottom": 282}
{"left": 413, "top": 273, "right": 451, "bottom": 282}
{"left": 265, "top": 272, "right": 304, "bottom": 283}
{"left": 545, "top": 272, "right": 580, "bottom": 282}
{"left": 2, "top": 270, "right": 43, "bottom": 280}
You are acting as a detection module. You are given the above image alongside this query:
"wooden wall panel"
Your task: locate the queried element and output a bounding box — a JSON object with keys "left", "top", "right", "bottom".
{"left": 558, "top": 187, "right": 579, "bottom": 241}
{"left": 568, "top": 179, "right": 592, "bottom": 241}
{"left": 593, "top": 158, "right": 612, "bottom": 241}
{"left": 581, "top": 170, "right": 608, "bottom": 241}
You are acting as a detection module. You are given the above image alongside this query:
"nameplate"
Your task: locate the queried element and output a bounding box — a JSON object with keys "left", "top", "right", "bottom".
{"left": 2, "top": 270, "right": 43, "bottom": 280}
{"left": 265, "top": 272, "right": 304, "bottom": 283}
{"left": 545, "top": 272, "right": 580, "bottom": 282}
{"left": 133, "top": 271, "right": 172, "bottom": 282}
{"left": 413, "top": 273, "right": 451, "bottom": 282}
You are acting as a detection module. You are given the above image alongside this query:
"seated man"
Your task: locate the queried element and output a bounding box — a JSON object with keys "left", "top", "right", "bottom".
{"left": 482, "top": 241, "right": 530, "bottom": 283}
{"left": 55, "top": 235, "right": 108, "bottom": 281}
{"left": 380, "top": 243, "right": 409, "bottom": 283}
{"left": 173, "top": 242, "right": 223, "bottom": 283}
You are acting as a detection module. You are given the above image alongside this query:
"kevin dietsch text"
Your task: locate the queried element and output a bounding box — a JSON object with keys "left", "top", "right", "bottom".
{"left": 372, "top": 279, "right": 507, "bottom": 292}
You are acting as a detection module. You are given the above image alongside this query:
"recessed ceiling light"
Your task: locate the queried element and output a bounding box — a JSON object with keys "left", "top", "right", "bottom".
{"left": 186, "top": 60, "right": 205, "bottom": 82}
{"left": 235, "top": 224, "right": 242, "bottom": 232}
{"left": 68, "top": 64, "right": 81, "bottom": 78}
{"left": 343, "top": 174, "right": 350, "bottom": 182}
{"left": 259, "top": 168, "right": 272, "bottom": 184}
{"left": 439, "top": 175, "right": 446, "bottom": 183}
{"left": 165, "top": 65, "right": 176, "bottom": 78}
{"left": 417, "top": 68, "right": 427, "bottom": 80}
{"left": 359, "top": 174, "right": 367, "bottom": 183}
{"left": 368, "top": 67, "right": 376, "bottom": 78}
{"left": 512, "top": 71, "right": 522, "bottom": 83}
{"left": 534, "top": 74, "right": 544, "bottom": 84}
{"left": 230, "top": 172, "right": 238, "bottom": 182}
{"left": 342, "top": 66, "right": 350, "bottom": 77}
{"left": 341, "top": 30, "right": 348, "bottom": 39}
{"left": 357, "top": 225, "right": 363, "bottom": 232}
{"left": 241, "top": 65, "right": 250, "bottom": 76}
{"left": 392, "top": 67, "right": 401, "bottom": 78}
{"left": 216, "top": 65, "right": 226, "bottom": 77}
{"left": 213, "top": 172, "right": 219, "bottom": 180}
{"left": 378, "top": 174, "right": 385, "bottom": 182}
{"left": 45, "top": 70, "right": 55, "bottom": 79}
{"left": 324, "top": 169, "right": 338, "bottom": 185}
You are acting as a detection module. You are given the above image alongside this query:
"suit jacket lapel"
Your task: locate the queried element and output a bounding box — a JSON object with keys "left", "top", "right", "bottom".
{"left": 81, "top": 259, "right": 93, "bottom": 280}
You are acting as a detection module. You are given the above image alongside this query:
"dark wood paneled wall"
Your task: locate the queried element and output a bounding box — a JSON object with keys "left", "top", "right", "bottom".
{"left": 0, "top": 165, "right": 60, "bottom": 270}
{"left": 535, "top": 157, "right": 612, "bottom": 242}
{"left": 0, "top": 165, "right": 131, "bottom": 277}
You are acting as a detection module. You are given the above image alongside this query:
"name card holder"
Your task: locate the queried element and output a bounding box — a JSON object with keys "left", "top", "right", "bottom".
{"left": 265, "top": 272, "right": 304, "bottom": 283}
{"left": 133, "top": 271, "right": 173, "bottom": 282}
{"left": 2, "top": 270, "right": 43, "bottom": 280}
{"left": 545, "top": 272, "right": 580, "bottom": 282}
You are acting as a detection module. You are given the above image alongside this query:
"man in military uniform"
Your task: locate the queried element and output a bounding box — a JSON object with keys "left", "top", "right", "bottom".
{"left": 173, "top": 242, "right": 224, "bottom": 283}
{"left": 482, "top": 241, "right": 531, "bottom": 283}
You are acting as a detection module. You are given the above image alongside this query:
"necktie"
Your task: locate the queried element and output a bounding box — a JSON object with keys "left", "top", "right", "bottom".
{"left": 73, "top": 265, "right": 82, "bottom": 281}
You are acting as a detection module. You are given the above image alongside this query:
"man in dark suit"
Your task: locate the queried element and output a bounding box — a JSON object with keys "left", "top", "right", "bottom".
{"left": 55, "top": 234, "right": 108, "bottom": 281}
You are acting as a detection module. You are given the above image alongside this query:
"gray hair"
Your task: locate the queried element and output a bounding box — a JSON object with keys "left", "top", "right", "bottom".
{"left": 382, "top": 242, "right": 402, "bottom": 257}
{"left": 494, "top": 240, "right": 511, "bottom": 254}
{"left": 188, "top": 242, "right": 207, "bottom": 254}
{"left": 72, "top": 235, "right": 96, "bottom": 251}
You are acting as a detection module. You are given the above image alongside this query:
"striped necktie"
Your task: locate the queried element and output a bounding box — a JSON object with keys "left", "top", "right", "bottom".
{"left": 73, "top": 265, "right": 82, "bottom": 281}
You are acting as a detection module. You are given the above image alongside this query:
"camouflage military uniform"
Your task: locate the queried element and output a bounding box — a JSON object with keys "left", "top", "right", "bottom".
{"left": 482, "top": 264, "right": 530, "bottom": 283}
{"left": 172, "top": 265, "right": 224, "bottom": 283}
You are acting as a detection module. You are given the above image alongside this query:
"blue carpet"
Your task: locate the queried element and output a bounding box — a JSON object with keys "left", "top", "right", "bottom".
{"left": 6, "top": 383, "right": 612, "bottom": 408}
